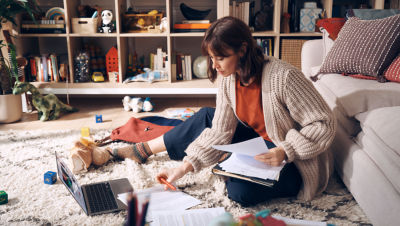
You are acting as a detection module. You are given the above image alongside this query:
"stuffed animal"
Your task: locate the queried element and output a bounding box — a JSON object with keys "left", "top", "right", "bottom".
{"left": 98, "top": 10, "right": 115, "bottom": 33}
{"left": 122, "top": 96, "right": 153, "bottom": 113}
{"left": 12, "top": 82, "right": 78, "bottom": 121}
{"left": 69, "top": 138, "right": 111, "bottom": 173}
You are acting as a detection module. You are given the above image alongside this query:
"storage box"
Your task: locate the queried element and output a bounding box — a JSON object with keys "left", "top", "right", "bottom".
{"left": 300, "top": 8, "right": 322, "bottom": 32}
{"left": 123, "top": 13, "right": 163, "bottom": 33}
{"left": 71, "top": 18, "right": 99, "bottom": 34}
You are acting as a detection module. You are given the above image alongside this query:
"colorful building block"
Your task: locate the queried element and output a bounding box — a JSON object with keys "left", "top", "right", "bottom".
{"left": 44, "top": 171, "right": 57, "bottom": 185}
{"left": 0, "top": 191, "right": 8, "bottom": 205}
{"left": 80, "top": 127, "right": 90, "bottom": 137}
{"left": 95, "top": 114, "right": 103, "bottom": 123}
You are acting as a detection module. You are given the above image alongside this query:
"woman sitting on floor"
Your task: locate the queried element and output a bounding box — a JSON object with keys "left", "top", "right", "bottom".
{"left": 110, "top": 16, "right": 336, "bottom": 206}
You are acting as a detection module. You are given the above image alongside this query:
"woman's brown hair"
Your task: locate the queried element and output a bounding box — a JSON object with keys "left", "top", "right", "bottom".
{"left": 201, "top": 16, "right": 266, "bottom": 83}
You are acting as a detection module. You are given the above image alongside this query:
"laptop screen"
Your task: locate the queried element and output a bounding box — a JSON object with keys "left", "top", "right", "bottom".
{"left": 55, "top": 152, "right": 88, "bottom": 214}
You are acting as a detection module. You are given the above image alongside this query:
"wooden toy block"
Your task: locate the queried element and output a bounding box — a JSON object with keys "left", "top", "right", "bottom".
{"left": 81, "top": 127, "right": 90, "bottom": 137}
{"left": 95, "top": 114, "right": 103, "bottom": 123}
{"left": 44, "top": 171, "right": 57, "bottom": 185}
{"left": 0, "top": 191, "right": 8, "bottom": 205}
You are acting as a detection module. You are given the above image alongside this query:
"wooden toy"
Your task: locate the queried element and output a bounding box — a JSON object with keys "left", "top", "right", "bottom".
{"left": 44, "top": 171, "right": 57, "bottom": 184}
{"left": 0, "top": 191, "right": 7, "bottom": 205}
{"left": 81, "top": 127, "right": 90, "bottom": 137}
{"left": 96, "top": 114, "right": 103, "bottom": 123}
{"left": 106, "top": 46, "right": 119, "bottom": 81}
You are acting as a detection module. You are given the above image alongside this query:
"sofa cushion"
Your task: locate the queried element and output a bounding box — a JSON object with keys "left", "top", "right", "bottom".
{"left": 384, "top": 55, "right": 400, "bottom": 83}
{"left": 355, "top": 107, "right": 400, "bottom": 193}
{"left": 317, "top": 74, "right": 400, "bottom": 117}
{"left": 316, "top": 18, "right": 346, "bottom": 40}
{"left": 318, "top": 14, "right": 400, "bottom": 79}
{"left": 346, "top": 9, "right": 400, "bottom": 20}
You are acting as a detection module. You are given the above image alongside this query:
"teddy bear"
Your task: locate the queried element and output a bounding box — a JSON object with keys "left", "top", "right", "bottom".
{"left": 69, "top": 138, "right": 111, "bottom": 173}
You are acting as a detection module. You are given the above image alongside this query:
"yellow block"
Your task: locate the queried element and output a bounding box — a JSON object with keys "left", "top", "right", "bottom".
{"left": 81, "top": 127, "right": 90, "bottom": 137}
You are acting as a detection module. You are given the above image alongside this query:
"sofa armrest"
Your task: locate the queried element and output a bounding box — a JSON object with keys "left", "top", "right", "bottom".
{"left": 301, "top": 39, "right": 324, "bottom": 78}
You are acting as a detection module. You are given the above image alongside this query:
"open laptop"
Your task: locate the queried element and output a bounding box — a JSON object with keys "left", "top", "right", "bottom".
{"left": 55, "top": 151, "right": 133, "bottom": 216}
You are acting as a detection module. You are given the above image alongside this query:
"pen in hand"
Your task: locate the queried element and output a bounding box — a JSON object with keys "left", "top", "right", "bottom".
{"left": 159, "top": 177, "right": 177, "bottom": 191}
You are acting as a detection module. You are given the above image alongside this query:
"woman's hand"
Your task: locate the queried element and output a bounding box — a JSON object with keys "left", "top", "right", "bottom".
{"left": 156, "top": 161, "right": 194, "bottom": 190}
{"left": 254, "top": 146, "right": 287, "bottom": 166}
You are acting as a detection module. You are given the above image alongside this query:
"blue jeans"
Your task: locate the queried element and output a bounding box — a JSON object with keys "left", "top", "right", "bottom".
{"left": 164, "top": 107, "right": 302, "bottom": 206}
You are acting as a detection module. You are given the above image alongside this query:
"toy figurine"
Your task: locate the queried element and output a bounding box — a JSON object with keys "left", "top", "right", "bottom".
{"left": 99, "top": 10, "right": 115, "bottom": 33}
{"left": 74, "top": 52, "right": 90, "bottom": 82}
{"left": 12, "top": 82, "right": 78, "bottom": 121}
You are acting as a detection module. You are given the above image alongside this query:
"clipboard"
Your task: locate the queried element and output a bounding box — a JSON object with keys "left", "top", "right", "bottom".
{"left": 211, "top": 155, "right": 278, "bottom": 187}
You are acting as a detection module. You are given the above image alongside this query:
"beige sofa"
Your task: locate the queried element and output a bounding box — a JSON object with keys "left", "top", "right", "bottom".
{"left": 301, "top": 32, "right": 400, "bottom": 226}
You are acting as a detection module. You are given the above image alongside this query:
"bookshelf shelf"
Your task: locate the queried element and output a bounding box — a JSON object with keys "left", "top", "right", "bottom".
{"left": 170, "top": 32, "right": 205, "bottom": 37}
{"left": 279, "top": 32, "right": 323, "bottom": 37}
{"left": 16, "top": 0, "right": 388, "bottom": 96}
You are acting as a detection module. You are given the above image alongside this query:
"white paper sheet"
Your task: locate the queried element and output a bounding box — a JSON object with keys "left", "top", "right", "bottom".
{"left": 219, "top": 153, "right": 283, "bottom": 180}
{"left": 272, "top": 215, "right": 327, "bottom": 226}
{"left": 149, "top": 207, "right": 226, "bottom": 226}
{"left": 212, "top": 137, "right": 269, "bottom": 156}
{"left": 118, "top": 185, "right": 202, "bottom": 221}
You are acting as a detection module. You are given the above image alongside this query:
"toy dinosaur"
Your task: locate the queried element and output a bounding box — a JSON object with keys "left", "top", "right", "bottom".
{"left": 13, "top": 82, "right": 78, "bottom": 121}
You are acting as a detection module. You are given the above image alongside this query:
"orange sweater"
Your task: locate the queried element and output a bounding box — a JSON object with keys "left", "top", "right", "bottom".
{"left": 235, "top": 78, "right": 271, "bottom": 141}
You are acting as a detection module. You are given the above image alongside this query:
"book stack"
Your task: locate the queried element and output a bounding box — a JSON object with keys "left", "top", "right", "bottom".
{"left": 256, "top": 38, "right": 273, "bottom": 56}
{"left": 150, "top": 48, "right": 168, "bottom": 72}
{"left": 26, "top": 54, "right": 64, "bottom": 82}
{"left": 175, "top": 53, "right": 192, "bottom": 81}
{"left": 21, "top": 20, "right": 66, "bottom": 34}
{"left": 173, "top": 20, "right": 211, "bottom": 33}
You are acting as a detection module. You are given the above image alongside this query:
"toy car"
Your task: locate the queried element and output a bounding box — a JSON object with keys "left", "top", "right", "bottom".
{"left": 91, "top": 72, "right": 105, "bottom": 82}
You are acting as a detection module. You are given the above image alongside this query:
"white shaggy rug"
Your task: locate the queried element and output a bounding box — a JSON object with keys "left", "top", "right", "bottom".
{"left": 0, "top": 130, "right": 372, "bottom": 225}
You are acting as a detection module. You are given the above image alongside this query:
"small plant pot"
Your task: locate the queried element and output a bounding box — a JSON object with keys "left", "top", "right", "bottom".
{"left": 0, "top": 94, "right": 22, "bottom": 123}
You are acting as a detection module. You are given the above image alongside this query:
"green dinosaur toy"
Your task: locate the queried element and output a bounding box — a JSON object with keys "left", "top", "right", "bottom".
{"left": 13, "top": 82, "right": 78, "bottom": 121}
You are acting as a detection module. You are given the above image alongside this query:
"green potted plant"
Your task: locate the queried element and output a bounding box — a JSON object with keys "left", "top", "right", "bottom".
{"left": 0, "top": 0, "right": 38, "bottom": 123}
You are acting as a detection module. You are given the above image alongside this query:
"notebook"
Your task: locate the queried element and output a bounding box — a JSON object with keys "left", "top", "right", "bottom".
{"left": 212, "top": 156, "right": 278, "bottom": 187}
{"left": 55, "top": 152, "right": 133, "bottom": 215}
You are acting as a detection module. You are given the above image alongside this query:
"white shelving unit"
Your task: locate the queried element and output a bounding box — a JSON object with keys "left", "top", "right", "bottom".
{"left": 17, "top": 0, "right": 387, "bottom": 96}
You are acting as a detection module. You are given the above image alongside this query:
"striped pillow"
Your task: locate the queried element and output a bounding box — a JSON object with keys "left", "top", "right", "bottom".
{"left": 318, "top": 14, "right": 400, "bottom": 80}
{"left": 384, "top": 55, "right": 400, "bottom": 83}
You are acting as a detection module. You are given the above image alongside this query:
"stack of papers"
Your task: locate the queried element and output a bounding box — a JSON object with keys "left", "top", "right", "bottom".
{"left": 118, "top": 185, "right": 226, "bottom": 226}
{"left": 150, "top": 208, "right": 226, "bottom": 226}
{"left": 212, "top": 137, "right": 284, "bottom": 180}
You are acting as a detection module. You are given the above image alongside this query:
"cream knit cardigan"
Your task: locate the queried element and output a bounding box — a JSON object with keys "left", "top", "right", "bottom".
{"left": 183, "top": 57, "right": 336, "bottom": 201}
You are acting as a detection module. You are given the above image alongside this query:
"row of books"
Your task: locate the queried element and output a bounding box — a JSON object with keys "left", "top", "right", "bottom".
{"left": 21, "top": 20, "right": 66, "bottom": 34}
{"left": 256, "top": 38, "right": 273, "bottom": 56}
{"left": 173, "top": 20, "right": 211, "bottom": 33}
{"left": 175, "top": 53, "right": 192, "bottom": 81}
{"left": 26, "top": 54, "right": 65, "bottom": 82}
{"left": 230, "top": 1, "right": 253, "bottom": 26}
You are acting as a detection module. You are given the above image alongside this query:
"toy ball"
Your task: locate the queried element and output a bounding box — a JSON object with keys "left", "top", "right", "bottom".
{"left": 193, "top": 56, "right": 208, "bottom": 79}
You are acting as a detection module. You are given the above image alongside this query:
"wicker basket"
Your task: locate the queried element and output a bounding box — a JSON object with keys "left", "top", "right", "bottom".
{"left": 280, "top": 39, "right": 308, "bottom": 69}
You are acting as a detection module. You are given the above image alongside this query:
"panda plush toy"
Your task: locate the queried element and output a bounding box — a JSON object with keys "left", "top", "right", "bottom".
{"left": 99, "top": 10, "right": 115, "bottom": 33}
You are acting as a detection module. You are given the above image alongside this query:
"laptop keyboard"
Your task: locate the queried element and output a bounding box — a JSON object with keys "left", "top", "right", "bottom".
{"left": 86, "top": 182, "right": 118, "bottom": 213}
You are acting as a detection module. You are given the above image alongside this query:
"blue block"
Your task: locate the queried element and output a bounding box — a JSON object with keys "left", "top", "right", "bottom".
{"left": 44, "top": 171, "right": 57, "bottom": 185}
{"left": 96, "top": 114, "right": 103, "bottom": 123}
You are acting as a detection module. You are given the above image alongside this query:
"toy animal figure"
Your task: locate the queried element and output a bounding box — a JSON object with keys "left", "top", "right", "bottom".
{"left": 98, "top": 10, "right": 115, "bottom": 33}
{"left": 12, "top": 82, "right": 78, "bottom": 121}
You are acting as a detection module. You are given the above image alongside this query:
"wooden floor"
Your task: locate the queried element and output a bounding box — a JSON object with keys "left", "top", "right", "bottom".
{"left": 0, "top": 96, "right": 216, "bottom": 131}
